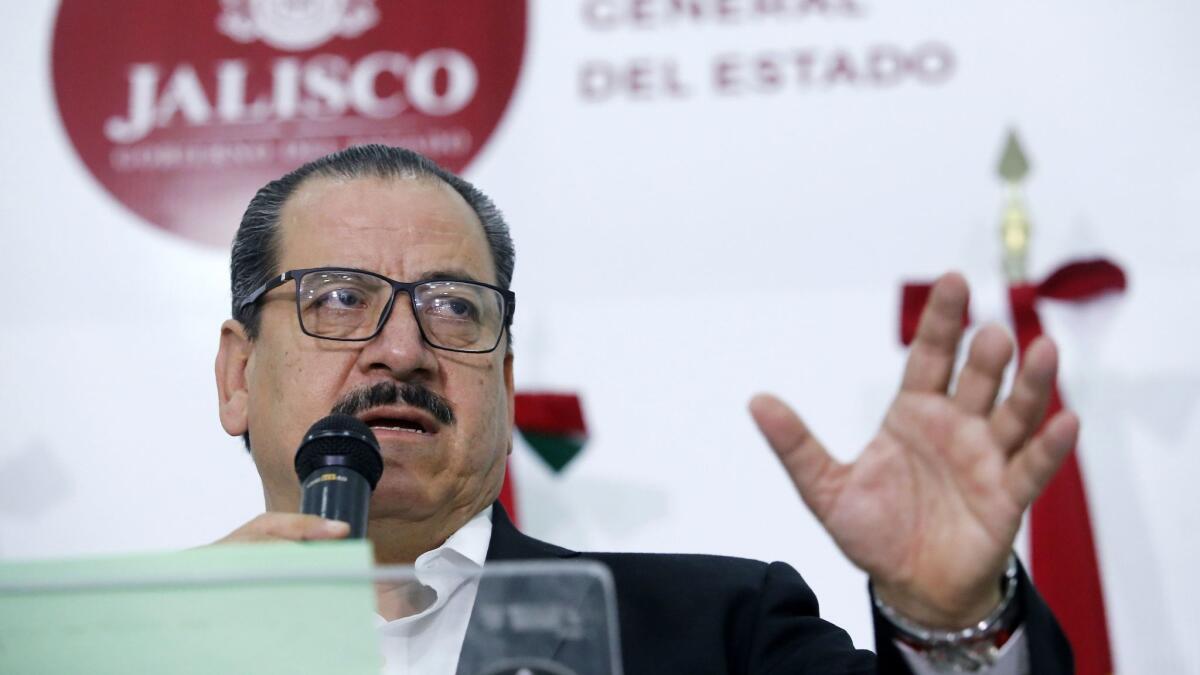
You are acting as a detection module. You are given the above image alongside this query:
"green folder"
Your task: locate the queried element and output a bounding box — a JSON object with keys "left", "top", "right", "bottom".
{"left": 0, "top": 541, "right": 382, "bottom": 674}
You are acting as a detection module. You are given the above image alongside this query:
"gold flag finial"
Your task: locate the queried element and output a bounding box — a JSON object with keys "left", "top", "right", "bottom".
{"left": 998, "top": 130, "right": 1032, "bottom": 282}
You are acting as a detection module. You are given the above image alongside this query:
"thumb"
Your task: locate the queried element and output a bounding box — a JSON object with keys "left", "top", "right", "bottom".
{"left": 749, "top": 393, "right": 843, "bottom": 519}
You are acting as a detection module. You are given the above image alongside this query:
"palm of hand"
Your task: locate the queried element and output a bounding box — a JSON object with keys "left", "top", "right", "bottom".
{"left": 818, "top": 393, "right": 1021, "bottom": 615}
{"left": 750, "top": 273, "right": 1077, "bottom": 625}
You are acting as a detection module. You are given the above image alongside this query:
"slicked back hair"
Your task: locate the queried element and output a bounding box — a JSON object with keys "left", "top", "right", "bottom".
{"left": 230, "top": 144, "right": 515, "bottom": 340}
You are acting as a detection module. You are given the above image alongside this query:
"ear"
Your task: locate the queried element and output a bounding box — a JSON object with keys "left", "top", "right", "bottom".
{"left": 503, "top": 350, "right": 515, "bottom": 456}
{"left": 215, "top": 319, "right": 252, "bottom": 437}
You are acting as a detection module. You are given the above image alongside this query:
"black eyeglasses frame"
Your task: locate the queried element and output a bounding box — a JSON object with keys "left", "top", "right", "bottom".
{"left": 236, "top": 266, "right": 516, "bottom": 354}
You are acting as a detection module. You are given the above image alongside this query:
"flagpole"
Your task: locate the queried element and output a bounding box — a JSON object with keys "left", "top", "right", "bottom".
{"left": 998, "top": 131, "right": 1031, "bottom": 283}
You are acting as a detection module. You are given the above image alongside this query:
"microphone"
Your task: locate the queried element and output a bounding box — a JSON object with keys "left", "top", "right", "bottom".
{"left": 294, "top": 414, "right": 384, "bottom": 539}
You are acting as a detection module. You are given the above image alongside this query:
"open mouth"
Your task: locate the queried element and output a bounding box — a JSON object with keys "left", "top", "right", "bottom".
{"left": 359, "top": 410, "right": 437, "bottom": 436}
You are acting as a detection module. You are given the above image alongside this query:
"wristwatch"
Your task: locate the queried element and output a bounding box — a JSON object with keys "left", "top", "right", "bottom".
{"left": 872, "top": 555, "right": 1022, "bottom": 673}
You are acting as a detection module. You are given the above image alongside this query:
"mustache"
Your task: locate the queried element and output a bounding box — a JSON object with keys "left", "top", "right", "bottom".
{"left": 330, "top": 381, "right": 456, "bottom": 427}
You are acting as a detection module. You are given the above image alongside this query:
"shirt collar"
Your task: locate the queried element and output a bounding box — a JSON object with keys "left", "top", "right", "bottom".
{"left": 374, "top": 505, "right": 494, "bottom": 630}
{"left": 413, "top": 504, "right": 493, "bottom": 571}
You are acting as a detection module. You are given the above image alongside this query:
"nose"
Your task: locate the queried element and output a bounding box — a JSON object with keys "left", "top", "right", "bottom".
{"left": 357, "top": 293, "right": 438, "bottom": 382}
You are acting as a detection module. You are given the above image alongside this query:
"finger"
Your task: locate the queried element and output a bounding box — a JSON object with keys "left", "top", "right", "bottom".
{"left": 262, "top": 513, "right": 351, "bottom": 541}
{"left": 1004, "top": 410, "right": 1079, "bottom": 507}
{"left": 989, "top": 336, "right": 1057, "bottom": 454}
{"left": 951, "top": 324, "right": 1014, "bottom": 416}
{"left": 900, "top": 272, "right": 970, "bottom": 394}
{"left": 218, "top": 513, "right": 350, "bottom": 543}
{"left": 749, "top": 393, "right": 844, "bottom": 520}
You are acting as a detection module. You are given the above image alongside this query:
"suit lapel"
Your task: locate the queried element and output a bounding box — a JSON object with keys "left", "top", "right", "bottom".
{"left": 485, "top": 502, "right": 580, "bottom": 562}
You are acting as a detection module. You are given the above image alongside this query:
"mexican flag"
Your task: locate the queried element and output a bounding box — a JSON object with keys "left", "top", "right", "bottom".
{"left": 499, "top": 392, "right": 588, "bottom": 524}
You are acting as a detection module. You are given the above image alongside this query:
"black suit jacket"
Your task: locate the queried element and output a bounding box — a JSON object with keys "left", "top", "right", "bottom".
{"left": 463, "top": 505, "right": 1072, "bottom": 674}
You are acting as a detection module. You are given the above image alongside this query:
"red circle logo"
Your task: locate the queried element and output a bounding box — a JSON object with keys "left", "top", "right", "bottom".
{"left": 52, "top": 0, "right": 527, "bottom": 246}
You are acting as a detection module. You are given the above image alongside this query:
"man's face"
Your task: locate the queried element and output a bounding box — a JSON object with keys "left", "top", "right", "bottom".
{"left": 217, "top": 175, "right": 514, "bottom": 528}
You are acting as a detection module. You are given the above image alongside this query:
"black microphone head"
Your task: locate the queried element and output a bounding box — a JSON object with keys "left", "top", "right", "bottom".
{"left": 294, "top": 414, "right": 384, "bottom": 490}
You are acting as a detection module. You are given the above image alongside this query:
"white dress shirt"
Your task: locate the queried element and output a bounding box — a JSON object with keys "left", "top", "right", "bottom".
{"left": 375, "top": 505, "right": 493, "bottom": 675}
{"left": 373, "top": 505, "right": 1027, "bottom": 674}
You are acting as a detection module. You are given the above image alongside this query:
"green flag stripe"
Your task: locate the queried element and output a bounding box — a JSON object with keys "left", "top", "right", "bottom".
{"left": 518, "top": 430, "right": 585, "bottom": 473}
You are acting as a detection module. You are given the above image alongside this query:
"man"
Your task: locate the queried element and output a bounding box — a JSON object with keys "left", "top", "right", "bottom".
{"left": 214, "top": 145, "right": 1074, "bottom": 673}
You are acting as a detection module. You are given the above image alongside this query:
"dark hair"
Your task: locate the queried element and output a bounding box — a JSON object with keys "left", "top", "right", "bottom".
{"left": 230, "top": 144, "right": 515, "bottom": 339}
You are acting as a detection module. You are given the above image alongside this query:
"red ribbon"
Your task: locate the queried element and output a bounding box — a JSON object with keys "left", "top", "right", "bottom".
{"left": 901, "top": 259, "right": 1125, "bottom": 675}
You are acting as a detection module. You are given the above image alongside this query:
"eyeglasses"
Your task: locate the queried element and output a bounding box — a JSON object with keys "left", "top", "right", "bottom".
{"left": 237, "top": 267, "right": 515, "bottom": 353}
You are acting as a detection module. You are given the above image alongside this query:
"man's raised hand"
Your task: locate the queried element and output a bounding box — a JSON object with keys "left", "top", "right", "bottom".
{"left": 749, "top": 272, "right": 1078, "bottom": 628}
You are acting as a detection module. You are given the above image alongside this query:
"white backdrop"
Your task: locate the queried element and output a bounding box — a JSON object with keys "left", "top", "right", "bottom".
{"left": 2, "top": 1, "right": 1198, "bottom": 672}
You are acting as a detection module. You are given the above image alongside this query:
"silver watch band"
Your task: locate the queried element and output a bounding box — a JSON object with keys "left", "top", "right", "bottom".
{"left": 872, "top": 554, "right": 1021, "bottom": 673}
